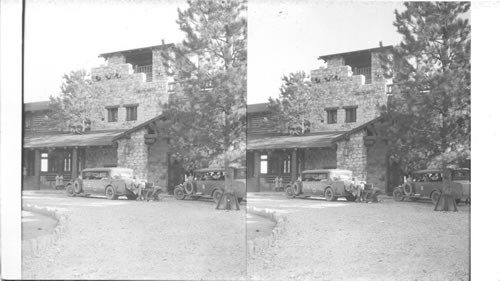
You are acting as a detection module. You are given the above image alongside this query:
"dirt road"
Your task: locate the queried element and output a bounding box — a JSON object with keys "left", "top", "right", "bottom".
{"left": 22, "top": 191, "right": 246, "bottom": 280}
{"left": 247, "top": 193, "right": 470, "bottom": 281}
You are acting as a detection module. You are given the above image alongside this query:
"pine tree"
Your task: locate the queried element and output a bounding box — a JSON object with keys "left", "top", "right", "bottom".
{"left": 379, "top": 2, "right": 470, "bottom": 211}
{"left": 160, "top": 0, "right": 247, "bottom": 209}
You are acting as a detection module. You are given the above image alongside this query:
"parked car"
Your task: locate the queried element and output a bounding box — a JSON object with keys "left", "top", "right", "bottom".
{"left": 66, "top": 167, "right": 155, "bottom": 200}
{"left": 174, "top": 167, "right": 246, "bottom": 203}
{"left": 285, "top": 169, "right": 367, "bottom": 201}
{"left": 392, "top": 168, "right": 470, "bottom": 204}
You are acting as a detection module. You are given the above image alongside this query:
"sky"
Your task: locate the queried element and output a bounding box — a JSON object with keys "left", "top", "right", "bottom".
{"left": 24, "top": 0, "right": 187, "bottom": 102}
{"left": 24, "top": 0, "right": 404, "bottom": 104}
{"left": 247, "top": 0, "right": 404, "bottom": 104}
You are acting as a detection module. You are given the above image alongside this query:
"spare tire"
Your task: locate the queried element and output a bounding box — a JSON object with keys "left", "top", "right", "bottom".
{"left": 292, "top": 182, "right": 302, "bottom": 196}
{"left": 73, "top": 180, "right": 82, "bottom": 194}
{"left": 184, "top": 181, "right": 195, "bottom": 195}
{"left": 402, "top": 182, "right": 413, "bottom": 196}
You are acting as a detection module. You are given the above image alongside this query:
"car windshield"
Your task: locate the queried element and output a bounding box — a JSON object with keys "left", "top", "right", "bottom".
{"left": 196, "top": 171, "right": 225, "bottom": 181}
{"left": 452, "top": 170, "right": 470, "bottom": 181}
{"left": 303, "top": 173, "right": 328, "bottom": 181}
{"left": 111, "top": 169, "right": 135, "bottom": 179}
{"left": 330, "top": 171, "right": 352, "bottom": 180}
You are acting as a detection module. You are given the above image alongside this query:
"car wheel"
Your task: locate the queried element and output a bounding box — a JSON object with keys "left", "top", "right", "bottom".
{"left": 324, "top": 187, "right": 336, "bottom": 201}
{"left": 292, "top": 182, "right": 302, "bottom": 196}
{"left": 105, "top": 185, "right": 117, "bottom": 200}
{"left": 184, "top": 181, "right": 195, "bottom": 195}
{"left": 126, "top": 194, "right": 138, "bottom": 200}
{"left": 402, "top": 182, "right": 413, "bottom": 196}
{"left": 174, "top": 187, "right": 185, "bottom": 200}
{"left": 285, "top": 186, "right": 295, "bottom": 199}
{"left": 212, "top": 189, "right": 223, "bottom": 203}
{"left": 393, "top": 189, "right": 403, "bottom": 201}
{"left": 66, "top": 183, "right": 74, "bottom": 196}
{"left": 431, "top": 191, "right": 441, "bottom": 205}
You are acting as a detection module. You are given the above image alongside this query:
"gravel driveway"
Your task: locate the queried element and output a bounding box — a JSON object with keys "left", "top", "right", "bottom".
{"left": 22, "top": 191, "right": 246, "bottom": 280}
{"left": 247, "top": 193, "right": 470, "bottom": 281}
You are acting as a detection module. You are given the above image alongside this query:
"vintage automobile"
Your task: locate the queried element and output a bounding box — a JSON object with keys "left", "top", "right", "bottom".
{"left": 285, "top": 169, "right": 367, "bottom": 201}
{"left": 392, "top": 168, "right": 470, "bottom": 205}
{"left": 66, "top": 167, "right": 157, "bottom": 200}
{"left": 174, "top": 167, "right": 246, "bottom": 203}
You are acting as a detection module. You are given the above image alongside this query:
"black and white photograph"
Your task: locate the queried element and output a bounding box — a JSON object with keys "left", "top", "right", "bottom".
{"left": 0, "top": 0, "right": 499, "bottom": 280}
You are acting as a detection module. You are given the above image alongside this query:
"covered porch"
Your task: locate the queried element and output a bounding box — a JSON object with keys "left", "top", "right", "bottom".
{"left": 23, "top": 130, "right": 125, "bottom": 190}
{"left": 246, "top": 132, "right": 343, "bottom": 192}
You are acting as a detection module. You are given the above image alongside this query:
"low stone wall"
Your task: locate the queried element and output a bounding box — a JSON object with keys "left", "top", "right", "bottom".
{"left": 22, "top": 203, "right": 68, "bottom": 258}
{"left": 246, "top": 207, "right": 287, "bottom": 259}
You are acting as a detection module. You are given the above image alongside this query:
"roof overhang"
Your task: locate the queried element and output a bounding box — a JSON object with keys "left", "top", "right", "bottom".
{"left": 318, "top": 45, "right": 393, "bottom": 62}
{"left": 23, "top": 129, "right": 126, "bottom": 149}
{"left": 247, "top": 132, "right": 344, "bottom": 151}
{"left": 99, "top": 43, "right": 174, "bottom": 59}
{"left": 247, "top": 117, "right": 385, "bottom": 151}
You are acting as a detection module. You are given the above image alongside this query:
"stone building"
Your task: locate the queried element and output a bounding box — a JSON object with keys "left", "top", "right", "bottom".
{"left": 247, "top": 45, "right": 401, "bottom": 194}
{"left": 23, "top": 43, "right": 185, "bottom": 192}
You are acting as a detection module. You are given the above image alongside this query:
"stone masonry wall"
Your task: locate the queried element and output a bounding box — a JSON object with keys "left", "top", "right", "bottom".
{"left": 310, "top": 50, "right": 389, "bottom": 132}
{"left": 336, "top": 131, "right": 367, "bottom": 181}
{"left": 85, "top": 146, "right": 118, "bottom": 168}
{"left": 147, "top": 137, "right": 169, "bottom": 189}
{"left": 116, "top": 128, "right": 148, "bottom": 179}
{"left": 304, "top": 148, "right": 337, "bottom": 170}
{"left": 89, "top": 62, "right": 170, "bottom": 131}
{"left": 366, "top": 138, "right": 388, "bottom": 193}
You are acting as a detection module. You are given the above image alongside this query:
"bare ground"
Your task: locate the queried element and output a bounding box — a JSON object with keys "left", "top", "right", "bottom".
{"left": 22, "top": 192, "right": 246, "bottom": 280}
{"left": 247, "top": 194, "right": 470, "bottom": 281}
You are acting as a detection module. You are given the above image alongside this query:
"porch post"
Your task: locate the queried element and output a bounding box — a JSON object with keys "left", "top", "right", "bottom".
{"left": 291, "top": 149, "right": 298, "bottom": 181}
{"left": 254, "top": 151, "right": 261, "bottom": 192}
{"left": 72, "top": 147, "right": 78, "bottom": 180}
{"left": 34, "top": 149, "right": 41, "bottom": 189}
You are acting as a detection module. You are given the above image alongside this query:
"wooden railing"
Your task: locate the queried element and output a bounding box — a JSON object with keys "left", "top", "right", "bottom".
{"left": 135, "top": 65, "right": 153, "bottom": 82}
{"left": 352, "top": 66, "right": 372, "bottom": 84}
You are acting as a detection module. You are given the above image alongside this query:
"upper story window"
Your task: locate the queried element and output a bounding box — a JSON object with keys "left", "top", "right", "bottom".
{"left": 125, "top": 50, "right": 153, "bottom": 82}
{"left": 326, "top": 108, "right": 338, "bottom": 124}
{"left": 125, "top": 105, "right": 138, "bottom": 121}
{"left": 107, "top": 107, "right": 118, "bottom": 122}
{"left": 345, "top": 107, "right": 357, "bottom": 123}
{"left": 344, "top": 51, "right": 372, "bottom": 84}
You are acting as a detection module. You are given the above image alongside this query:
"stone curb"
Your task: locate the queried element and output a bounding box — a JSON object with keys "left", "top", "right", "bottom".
{"left": 22, "top": 203, "right": 68, "bottom": 259}
{"left": 246, "top": 207, "right": 288, "bottom": 259}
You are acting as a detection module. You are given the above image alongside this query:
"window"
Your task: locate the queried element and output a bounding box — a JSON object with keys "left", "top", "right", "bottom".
{"left": 107, "top": 107, "right": 118, "bottom": 122}
{"left": 260, "top": 154, "right": 268, "bottom": 174}
{"left": 63, "top": 152, "right": 72, "bottom": 172}
{"left": 41, "top": 153, "right": 48, "bottom": 172}
{"left": 326, "top": 108, "right": 337, "bottom": 124}
{"left": 126, "top": 105, "right": 138, "bottom": 121}
{"left": 283, "top": 155, "right": 291, "bottom": 174}
{"left": 345, "top": 107, "right": 357, "bottom": 123}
